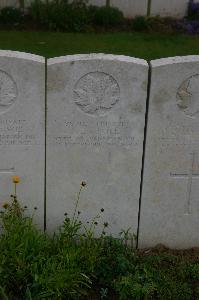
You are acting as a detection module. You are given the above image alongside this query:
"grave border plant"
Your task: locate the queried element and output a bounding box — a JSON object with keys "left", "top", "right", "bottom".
{"left": 0, "top": 177, "right": 199, "bottom": 299}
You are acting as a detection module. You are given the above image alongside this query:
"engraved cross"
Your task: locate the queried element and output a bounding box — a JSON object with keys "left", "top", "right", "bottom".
{"left": 170, "top": 152, "right": 199, "bottom": 215}
{"left": 0, "top": 167, "right": 15, "bottom": 174}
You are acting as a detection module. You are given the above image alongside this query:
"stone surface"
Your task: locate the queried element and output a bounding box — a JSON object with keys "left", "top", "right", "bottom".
{"left": 139, "top": 56, "right": 199, "bottom": 249}
{"left": 111, "top": 0, "right": 148, "bottom": 18}
{"left": 0, "top": 0, "right": 18, "bottom": 8}
{"left": 0, "top": 51, "right": 45, "bottom": 227}
{"left": 47, "top": 54, "right": 148, "bottom": 234}
{"left": 150, "top": 0, "right": 189, "bottom": 18}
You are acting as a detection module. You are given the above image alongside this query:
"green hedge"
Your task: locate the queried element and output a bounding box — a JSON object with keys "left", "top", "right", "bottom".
{"left": 29, "top": 0, "right": 124, "bottom": 32}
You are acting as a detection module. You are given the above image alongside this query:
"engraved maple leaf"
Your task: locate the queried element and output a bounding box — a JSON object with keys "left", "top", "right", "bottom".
{"left": 74, "top": 73, "right": 119, "bottom": 114}
{"left": 0, "top": 76, "right": 16, "bottom": 106}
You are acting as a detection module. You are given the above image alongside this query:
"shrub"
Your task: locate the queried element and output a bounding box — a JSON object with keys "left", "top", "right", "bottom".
{"left": 29, "top": 0, "right": 91, "bottom": 32}
{"left": 63, "top": 1, "right": 91, "bottom": 32}
{"left": 185, "top": 20, "right": 199, "bottom": 34}
{"left": 28, "top": 0, "right": 48, "bottom": 26}
{"left": 0, "top": 7, "right": 23, "bottom": 24}
{"left": 132, "top": 15, "right": 175, "bottom": 33}
{"left": 132, "top": 16, "right": 149, "bottom": 31}
{"left": 147, "top": 16, "right": 176, "bottom": 33}
{"left": 188, "top": 0, "right": 199, "bottom": 20}
{"left": 173, "top": 19, "right": 199, "bottom": 34}
{"left": 93, "top": 6, "right": 124, "bottom": 28}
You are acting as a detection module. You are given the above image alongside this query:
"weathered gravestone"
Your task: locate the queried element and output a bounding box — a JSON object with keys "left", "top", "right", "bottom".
{"left": 0, "top": 51, "right": 45, "bottom": 227}
{"left": 47, "top": 54, "right": 148, "bottom": 234}
{"left": 139, "top": 56, "right": 199, "bottom": 249}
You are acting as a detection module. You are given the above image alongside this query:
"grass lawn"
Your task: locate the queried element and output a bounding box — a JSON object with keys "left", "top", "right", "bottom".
{"left": 0, "top": 30, "right": 198, "bottom": 60}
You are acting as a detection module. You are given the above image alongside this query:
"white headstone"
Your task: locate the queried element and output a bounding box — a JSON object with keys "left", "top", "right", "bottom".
{"left": 139, "top": 56, "right": 199, "bottom": 249}
{"left": 47, "top": 54, "right": 148, "bottom": 235}
{"left": 0, "top": 51, "right": 45, "bottom": 228}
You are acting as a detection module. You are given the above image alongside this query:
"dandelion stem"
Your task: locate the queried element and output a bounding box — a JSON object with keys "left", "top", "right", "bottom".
{"left": 14, "top": 183, "right": 17, "bottom": 198}
{"left": 72, "top": 185, "right": 82, "bottom": 225}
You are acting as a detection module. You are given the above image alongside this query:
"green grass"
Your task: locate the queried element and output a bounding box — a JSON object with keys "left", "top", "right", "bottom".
{"left": 0, "top": 30, "right": 199, "bottom": 60}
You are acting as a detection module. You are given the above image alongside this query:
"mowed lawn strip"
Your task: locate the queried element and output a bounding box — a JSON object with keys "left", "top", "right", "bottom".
{"left": 0, "top": 31, "right": 199, "bottom": 59}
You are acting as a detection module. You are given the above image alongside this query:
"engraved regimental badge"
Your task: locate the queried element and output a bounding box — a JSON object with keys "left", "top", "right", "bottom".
{"left": 177, "top": 74, "right": 199, "bottom": 118}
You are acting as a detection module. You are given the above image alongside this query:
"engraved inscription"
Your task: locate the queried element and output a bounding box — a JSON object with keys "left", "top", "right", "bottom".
{"left": 0, "top": 119, "right": 39, "bottom": 146}
{"left": 54, "top": 120, "right": 137, "bottom": 147}
{"left": 177, "top": 74, "right": 199, "bottom": 117}
{"left": 170, "top": 152, "right": 199, "bottom": 215}
{"left": 74, "top": 72, "right": 120, "bottom": 116}
{"left": 155, "top": 125, "right": 199, "bottom": 152}
{"left": 0, "top": 71, "right": 17, "bottom": 113}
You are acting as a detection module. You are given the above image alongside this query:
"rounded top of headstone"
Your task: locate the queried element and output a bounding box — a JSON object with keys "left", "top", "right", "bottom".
{"left": 151, "top": 56, "right": 199, "bottom": 68}
{"left": 0, "top": 50, "right": 45, "bottom": 63}
{"left": 48, "top": 53, "right": 148, "bottom": 67}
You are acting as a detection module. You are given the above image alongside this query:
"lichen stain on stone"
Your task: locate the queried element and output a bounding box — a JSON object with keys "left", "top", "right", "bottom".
{"left": 128, "top": 102, "right": 143, "bottom": 114}
{"left": 153, "top": 89, "right": 170, "bottom": 113}
{"left": 48, "top": 70, "right": 69, "bottom": 91}
{"left": 153, "top": 198, "right": 161, "bottom": 204}
{"left": 141, "top": 80, "right": 148, "bottom": 91}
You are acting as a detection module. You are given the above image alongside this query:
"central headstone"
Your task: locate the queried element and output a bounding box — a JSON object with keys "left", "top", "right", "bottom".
{"left": 47, "top": 54, "right": 148, "bottom": 234}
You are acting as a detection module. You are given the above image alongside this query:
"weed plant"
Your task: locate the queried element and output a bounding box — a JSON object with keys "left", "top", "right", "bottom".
{"left": 0, "top": 178, "right": 199, "bottom": 299}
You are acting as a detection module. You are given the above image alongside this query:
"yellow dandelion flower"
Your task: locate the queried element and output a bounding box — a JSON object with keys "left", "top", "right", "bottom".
{"left": 12, "top": 176, "right": 20, "bottom": 184}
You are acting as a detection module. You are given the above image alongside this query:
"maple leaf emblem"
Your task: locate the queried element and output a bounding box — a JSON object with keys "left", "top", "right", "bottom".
{"left": 74, "top": 72, "right": 120, "bottom": 115}
{"left": 0, "top": 71, "right": 17, "bottom": 107}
